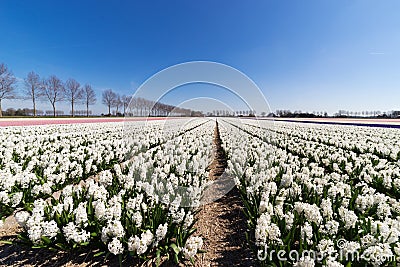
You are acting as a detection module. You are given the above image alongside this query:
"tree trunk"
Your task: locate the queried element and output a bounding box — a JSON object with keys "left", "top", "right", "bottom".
{"left": 31, "top": 86, "right": 36, "bottom": 117}
{"left": 0, "top": 99, "right": 2, "bottom": 117}
{"left": 33, "top": 99, "right": 36, "bottom": 117}
{"left": 71, "top": 100, "right": 74, "bottom": 117}
{"left": 87, "top": 101, "right": 89, "bottom": 117}
{"left": 53, "top": 103, "right": 56, "bottom": 117}
{"left": 108, "top": 105, "right": 111, "bottom": 116}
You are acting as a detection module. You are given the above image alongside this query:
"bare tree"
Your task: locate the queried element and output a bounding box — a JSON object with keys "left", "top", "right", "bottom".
{"left": 0, "top": 63, "right": 17, "bottom": 117}
{"left": 113, "top": 94, "right": 122, "bottom": 115}
{"left": 24, "top": 71, "right": 43, "bottom": 117}
{"left": 121, "top": 95, "right": 131, "bottom": 116}
{"left": 82, "top": 84, "right": 96, "bottom": 117}
{"left": 65, "top": 78, "right": 83, "bottom": 117}
{"left": 42, "top": 75, "right": 64, "bottom": 117}
{"left": 102, "top": 89, "right": 116, "bottom": 115}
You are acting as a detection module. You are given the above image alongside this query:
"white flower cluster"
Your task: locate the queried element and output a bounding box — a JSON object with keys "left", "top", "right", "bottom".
{"left": 255, "top": 212, "right": 281, "bottom": 247}
{"left": 63, "top": 222, "right": 90, "bottom": 243}
{"left": 128, "top": 230, "right": 154, "bottom": 255}
{"left": 0, "top": 119, "right": 200, "bottom": 222}
{"left": 220, "top": 118, "right": 400, "bottom": 266}
{"left": 182, "top": 236, "right": 203, "bottom": 259}
{"left": 18, "top": 199, "right": 61, "bottom": 244}
{"left": 0, "top": 122, "right": 128, "bottom": 221}
{"left": 5, "top": 118, "right": 210, "bottom": 262}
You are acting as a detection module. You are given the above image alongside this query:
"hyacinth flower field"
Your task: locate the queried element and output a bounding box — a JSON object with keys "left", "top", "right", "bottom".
{"left": 0, "top": 118, "right": 400, "bottom": 266}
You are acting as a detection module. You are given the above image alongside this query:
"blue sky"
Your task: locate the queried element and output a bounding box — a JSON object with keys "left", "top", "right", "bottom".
{"left": 1, "top": 0, "right": 399, "bottom": 115}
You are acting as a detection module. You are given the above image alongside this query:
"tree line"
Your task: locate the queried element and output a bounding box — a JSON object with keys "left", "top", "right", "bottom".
{"left": 0, "top": 62, "right": 97, "bottom": 117}
{"left": 121, "top": 96, "right": 194, "bottom": 117}
{"left": 0, "top": 62, "right": 197, "bottom": 117}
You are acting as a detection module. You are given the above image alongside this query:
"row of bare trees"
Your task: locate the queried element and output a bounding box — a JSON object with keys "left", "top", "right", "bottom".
{"left": 101, "top": 89, "right": 193, "bottom": 117}
{"left": 101, "top": 89, "right": 131, "bottom": 116}
{"left": 1, "top": 62, "right": 196, "bottom": 117}
{"left": 24, "top": 72, "right": 97, "bottom": 117}
{"left": 0, "top": 62, "right": 97, "bottom": 117}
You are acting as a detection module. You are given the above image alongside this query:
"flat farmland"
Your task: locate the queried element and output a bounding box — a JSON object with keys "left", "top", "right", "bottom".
{"left": 1, "top": 118, "right": 400, "bottom": 266}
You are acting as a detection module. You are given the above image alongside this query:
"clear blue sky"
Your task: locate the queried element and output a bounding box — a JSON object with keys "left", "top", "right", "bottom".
{"left": 1, "top": 0, "right": 399, "bottom": 115}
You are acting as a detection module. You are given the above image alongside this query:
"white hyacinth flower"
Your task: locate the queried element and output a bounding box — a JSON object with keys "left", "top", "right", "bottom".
{"left": 108, "top": 237, "right": 124, "bottom": 255}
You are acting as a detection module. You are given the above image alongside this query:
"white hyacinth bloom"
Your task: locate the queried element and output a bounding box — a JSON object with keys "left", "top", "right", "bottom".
{"left": 15, "top": 211, "right": 30, "bottom": 228}
{"left": 182, "top": 236, "right": 203, "bottom": 259}
{"left": 108, "top": 237, "right": 124, "bottom": 255}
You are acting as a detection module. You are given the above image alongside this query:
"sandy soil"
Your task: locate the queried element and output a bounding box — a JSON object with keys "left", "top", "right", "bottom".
{"left": 194, "top": 121, "right": 257, "bottom": 267}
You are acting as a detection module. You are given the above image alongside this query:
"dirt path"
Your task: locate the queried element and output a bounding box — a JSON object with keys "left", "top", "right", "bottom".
{"left": 194, "top": 121, "right": 257, "bottom": 267}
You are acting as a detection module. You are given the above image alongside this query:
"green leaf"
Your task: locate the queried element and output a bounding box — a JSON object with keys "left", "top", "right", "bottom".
{"left": 17, "top": 234, "right": 30, "bottom": 243}
{"left": 88, "top": 196, "right": 93, "bottom": 216}
{"left": 170, "top": 243, "right": 180, "bottom": 255}
{"left": 173, "top": 253, "right": 179, "bottom": 263}
{"left": 156, "top": 249, "right": 161, "bottom": 266}
{"left": 41, "top": 236, "right": 52, "bottom": 245}
{"left": 94, "top": 251, "right": 106, "bottom": 257}
{"left": 54, "top": 212, "right": 61, "bottom": 225}
{"left": 55, "top": 243, "right": 67, "bottom": 250}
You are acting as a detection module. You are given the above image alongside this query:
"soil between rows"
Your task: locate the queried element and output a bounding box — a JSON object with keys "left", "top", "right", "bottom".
{"left": 194, "top": 121, "right": 257, "bottom": 266}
